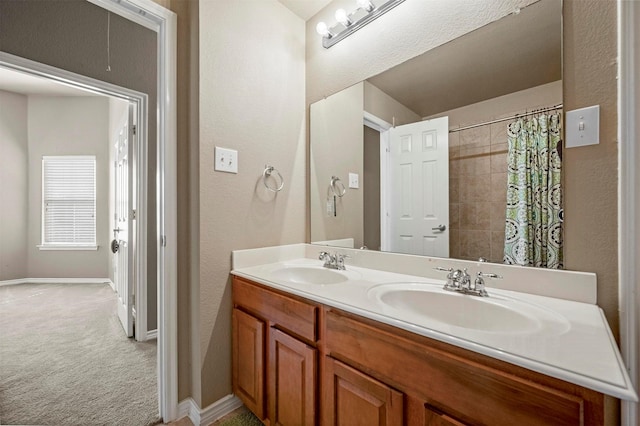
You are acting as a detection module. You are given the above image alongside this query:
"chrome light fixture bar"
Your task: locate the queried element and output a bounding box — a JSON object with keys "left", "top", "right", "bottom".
{"left": 316, "top": 0, "right": 406, "bottom": 49}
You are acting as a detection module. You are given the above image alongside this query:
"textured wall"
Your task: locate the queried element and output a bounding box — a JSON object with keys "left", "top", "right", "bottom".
{"left": 562, "top": 0, "right": 619, "bottom": 336}
{"left": 197, "top": 0, "right": 305, "bottom": 407}
{"left": 0, "top": 0, "right": 159, "bottom": 329}
{"left": 27, "top": 96, "right": 110, "bottom": 278}
{"left": 0, "top": 90, "right": 28, "bottom": 281}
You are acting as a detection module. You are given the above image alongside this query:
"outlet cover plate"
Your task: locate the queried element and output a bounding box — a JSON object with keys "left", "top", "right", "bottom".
{"left": 215, "top": 147, "right": 238, "bottom": 173}
{"left": 349, "top": 173, "right": 359, "bottom": 189}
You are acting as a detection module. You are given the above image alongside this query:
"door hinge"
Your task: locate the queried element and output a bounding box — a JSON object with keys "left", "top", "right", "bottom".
{"left": 161, "top": 235, "right": 167, "bottom": 247}
{"left": 131, "top": 209, "right": 136, "bottom": 220}
{"left": 132, "top": 124, "right": 137, "bottom": 136}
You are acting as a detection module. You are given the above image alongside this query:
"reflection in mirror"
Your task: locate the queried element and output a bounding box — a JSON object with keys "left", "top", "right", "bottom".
{"left": 310, "top": 0, "right": 563, "bottom": 267}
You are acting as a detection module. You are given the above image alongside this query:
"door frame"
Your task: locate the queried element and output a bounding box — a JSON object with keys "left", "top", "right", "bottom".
{"left": 0, "top": 0, "right": 178, "bottom": 420}
{"left": 363, "top": 112, "right": 392, "bottom": 251}
{"left": 90, "top": 0, "right": 178, "bottom": 421}
{"left": 618, "top": 0, "right": 639, "bottom": 423}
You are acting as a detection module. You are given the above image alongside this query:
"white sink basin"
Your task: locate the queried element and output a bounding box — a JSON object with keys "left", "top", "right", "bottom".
{"left": 368, "top": 282, "right": 570, "bottom": 334}
{"left": 270, "top": 266, "right": 358, "bottom": 285}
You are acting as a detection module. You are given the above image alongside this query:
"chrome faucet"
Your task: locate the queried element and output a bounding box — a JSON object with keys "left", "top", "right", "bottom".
{"left": 434, "top": 267, "right": 501, "bottom": 297}
{"left": 319, "top": 251, "right": 349, "bottom": 270}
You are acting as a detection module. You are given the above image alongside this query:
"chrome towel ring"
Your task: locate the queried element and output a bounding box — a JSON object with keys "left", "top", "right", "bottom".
{"left": 263, "top": 165, "right": 284, "bottom": 192}
{"left": 330, "top": 176, "right": 346, "bottom": 197}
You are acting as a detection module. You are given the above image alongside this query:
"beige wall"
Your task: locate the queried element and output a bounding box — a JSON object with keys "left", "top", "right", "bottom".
{"left": 563, "top": 0, "right": 619, "bottom": 337}
{"left": 310, "top": 83, "right": 364, "bottom": 247}
{"left": 0, "top": 0, "right": 159, "bottom": 329}
{"left": 197, "top": 0, "right": 306, "bottom": 407}
{"left": 26, "top": 96, "right": 110, "bottom": 278}
{"left": 0, "top": 90, "right": 28, "bottom": 281}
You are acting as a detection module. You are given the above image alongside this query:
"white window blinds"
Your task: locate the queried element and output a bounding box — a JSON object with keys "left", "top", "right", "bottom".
{"left": 42, "top": 156, "right": 96, "bottom": 246}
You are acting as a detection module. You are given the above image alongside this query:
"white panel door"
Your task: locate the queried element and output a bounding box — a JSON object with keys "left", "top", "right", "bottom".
{"left": 387, "top": 117, "right": 449, "bottom": 257}
{"left": 113, "top": 104, "right": 135, "bottom": 337}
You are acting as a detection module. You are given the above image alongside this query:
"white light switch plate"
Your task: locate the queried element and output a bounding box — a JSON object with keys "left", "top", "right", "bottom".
{"left": 349, "top": 173, "right": 359, "bottom": 189}
{"left": 215, "top": 147, "right": 238, "bottom": 173}
{"left": 565, "top": 105, "right": 599, "bottom": 148}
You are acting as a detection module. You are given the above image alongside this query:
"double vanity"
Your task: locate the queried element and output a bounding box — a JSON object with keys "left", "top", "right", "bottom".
{"left": 231, "top": 244, "right": 637, "bottom": 425}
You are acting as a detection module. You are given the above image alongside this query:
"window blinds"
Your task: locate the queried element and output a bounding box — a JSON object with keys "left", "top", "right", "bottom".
{"left": 42, "top": 156, "right": 96, "bottom": 245}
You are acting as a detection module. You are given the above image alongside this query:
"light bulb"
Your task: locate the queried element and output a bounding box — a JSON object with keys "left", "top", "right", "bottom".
{"left": 335, "top": 8, "right": 352, "bottom": 26}
{"left": 316, "top": 21, "right": 331, "bottom": 37}
{"left": 356, "top": 0, "right": 375, "bottom": 12}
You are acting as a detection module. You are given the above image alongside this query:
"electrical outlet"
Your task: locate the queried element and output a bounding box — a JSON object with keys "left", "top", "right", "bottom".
{"left": 215, "top": 147, "right": 238, "bottom": 173}
{"left": 349, "top": 173, "right": 359, "bottom": 189}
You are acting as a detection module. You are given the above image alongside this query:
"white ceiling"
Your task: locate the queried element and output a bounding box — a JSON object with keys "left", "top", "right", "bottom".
{"left": 0, "top": 68, "right": 97, "bottom": 97}
{"left": 278, "top": 0, "right": 332, "bottom": 20}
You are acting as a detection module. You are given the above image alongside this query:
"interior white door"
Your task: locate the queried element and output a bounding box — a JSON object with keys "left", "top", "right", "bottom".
{"left": 386, "top": 117, "right": 449, "bottom": 257}
{"left": 113, "top": 104, "right": 136, "bottom": 337}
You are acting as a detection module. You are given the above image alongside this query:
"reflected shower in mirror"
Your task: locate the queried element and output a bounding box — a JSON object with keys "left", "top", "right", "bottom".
{"left": 310, "top": 0, "right": 563, "bottom": 267}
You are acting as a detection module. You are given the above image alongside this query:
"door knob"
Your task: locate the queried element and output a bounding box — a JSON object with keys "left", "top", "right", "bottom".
{"left": 432, "top": 224, "right": 446, "bottom": 232}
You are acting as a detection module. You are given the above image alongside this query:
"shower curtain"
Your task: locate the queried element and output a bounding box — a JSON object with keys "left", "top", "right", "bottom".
{"left": 503, "top": 112, "right": 563, "bottom": 269}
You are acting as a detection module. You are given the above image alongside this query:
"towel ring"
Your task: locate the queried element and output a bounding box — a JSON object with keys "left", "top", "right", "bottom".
{"left": 330, "top": 176, "right": 346, "bottom": 197}
{"left": 263, "top": 165, "right": 284, "bottom": 192}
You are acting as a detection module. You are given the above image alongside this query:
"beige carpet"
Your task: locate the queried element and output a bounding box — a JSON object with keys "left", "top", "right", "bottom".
{"left": 0, "top": 282, "right": 159, "bottom": 426}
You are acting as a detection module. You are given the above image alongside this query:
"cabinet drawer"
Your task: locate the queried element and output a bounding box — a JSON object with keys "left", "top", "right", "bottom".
{"left": 325, "top": 309, "right": 586, "bottom": 426}
{"left": 233, "top": 276, "right": 318, "bottom": 342}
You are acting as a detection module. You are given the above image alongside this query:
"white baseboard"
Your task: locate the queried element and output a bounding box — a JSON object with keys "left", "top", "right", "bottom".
{"left": 0, "top": 277, "right": 112, "bottom": 287}
{"left": 146, "top": 329, "right": 158, "bottom": 340}
{"left": 177, "top": 395, "right": 243, "bottom": 426}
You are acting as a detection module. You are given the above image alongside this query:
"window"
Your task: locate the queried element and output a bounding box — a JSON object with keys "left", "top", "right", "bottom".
{"left": 41, "top": 156, "right": 97, "bottom": 250}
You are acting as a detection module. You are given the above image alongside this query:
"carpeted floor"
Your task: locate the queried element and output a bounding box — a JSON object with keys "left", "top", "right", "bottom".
{"left": 0, "top": 282, "right": 159, "bottom": 426}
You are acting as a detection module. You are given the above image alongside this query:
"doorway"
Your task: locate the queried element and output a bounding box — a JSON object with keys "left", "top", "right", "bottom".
{"left": 0, "top": 0, "right": 177, "bottom": 419}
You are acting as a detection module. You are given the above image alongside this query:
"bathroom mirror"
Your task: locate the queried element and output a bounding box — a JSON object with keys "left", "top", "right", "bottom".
{"left": 310, "top": 0, "right": 562, "bottom": 265}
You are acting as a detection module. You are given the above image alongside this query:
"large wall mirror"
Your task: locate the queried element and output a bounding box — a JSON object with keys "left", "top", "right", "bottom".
{"left": 310, "top": 0, "right": 563, "bottom": 268}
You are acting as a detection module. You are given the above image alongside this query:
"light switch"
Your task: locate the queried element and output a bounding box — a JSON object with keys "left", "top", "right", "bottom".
{"left": 565, "top": 105, "right": 599, "bottom": 148}
{"left": 349, "top": 173, "right": 359, "bottom": 189}
{"left": 214, "top": 147, "right": 238, "bottom": 173}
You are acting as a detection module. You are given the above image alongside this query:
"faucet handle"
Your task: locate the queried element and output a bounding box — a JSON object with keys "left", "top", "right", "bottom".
{"left": 336, "top": 253, "right": 350, "bottom": 270}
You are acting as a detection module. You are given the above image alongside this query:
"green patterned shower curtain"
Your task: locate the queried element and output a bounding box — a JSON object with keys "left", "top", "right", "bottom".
{"left": 503, "top": 112, "right": 563, "bottom": 269}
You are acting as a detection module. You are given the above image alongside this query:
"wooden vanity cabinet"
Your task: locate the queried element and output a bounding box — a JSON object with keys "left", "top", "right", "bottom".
{"left": 322, "top": 356, "right": 403, "bottom": 426}
{"left": 232, "top": 277, "right": 319, "bottom": 425}
{"left": 233, "top": 276, "right": 611, "bottom": 426}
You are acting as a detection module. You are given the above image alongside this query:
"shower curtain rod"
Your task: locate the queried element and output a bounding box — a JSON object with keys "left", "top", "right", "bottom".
{"left": 448, "top": 104, "right": 563, "bottom": 133}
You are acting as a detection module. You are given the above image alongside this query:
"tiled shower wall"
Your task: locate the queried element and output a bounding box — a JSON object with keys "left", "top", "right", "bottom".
{"left": 449, "top": 121, "right": 508, "bottom": 262}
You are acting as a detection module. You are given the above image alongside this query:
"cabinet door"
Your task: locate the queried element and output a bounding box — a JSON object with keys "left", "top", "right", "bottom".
{"left": 232, "top": 308, "right": 266, "bottom": 419}
{"left": 269, "top": 327, "right": 317, "bottom": 425}
{"left": 323, "top": 357, "right": 403, "bottom": 426}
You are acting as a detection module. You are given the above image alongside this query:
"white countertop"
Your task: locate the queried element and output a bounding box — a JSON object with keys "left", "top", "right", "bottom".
{"left": 231, "top": 246, "right": 637, "bottom": 401}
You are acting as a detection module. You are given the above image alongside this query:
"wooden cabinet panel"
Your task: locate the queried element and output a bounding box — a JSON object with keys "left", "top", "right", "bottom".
{"left": 269, "top": 328, "right": 317, "bottom": 425}
{"left": 424, "top": 405, "right": 467, "bottom": 426}
{"left": 324, "top": 309, "right": 586, "bottom": 426}
{"left": 323, "top": 357, "right": 403, "bottom": 426}
{"left": 232, "top": 308, "right": 266, "bottom": 419}
{"left": 233, "top": 277, "right": 318, "bottom": 342}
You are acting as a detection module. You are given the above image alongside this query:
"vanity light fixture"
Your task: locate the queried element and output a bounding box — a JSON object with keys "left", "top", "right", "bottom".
{"left": 316, "top": 0, "right": 406, "bottom": 49}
